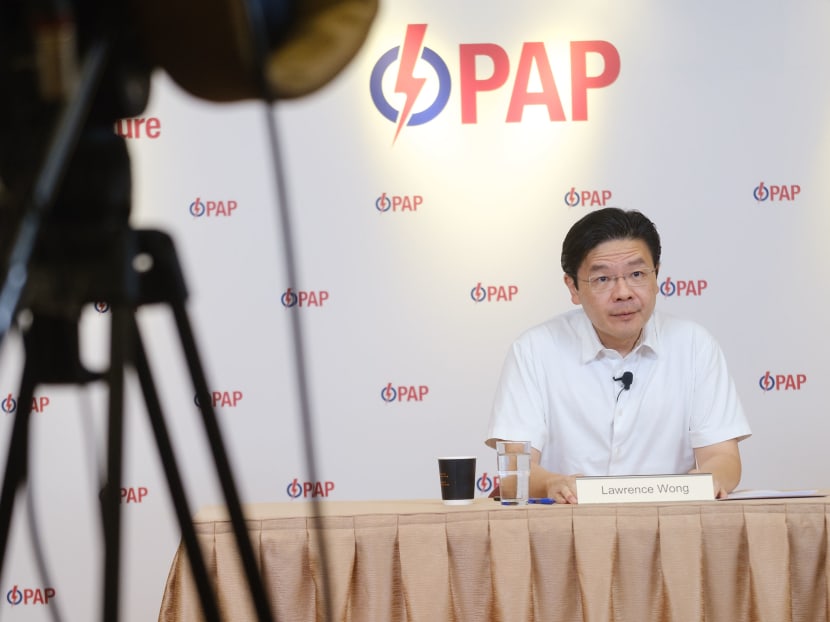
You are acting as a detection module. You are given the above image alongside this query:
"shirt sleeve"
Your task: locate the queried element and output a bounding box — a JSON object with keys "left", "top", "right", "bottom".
{"left": 485, "top": 339, "right": 550, "bottom": 453}
{"left": 689, "top": 327, "right": 752, "bottom": 447}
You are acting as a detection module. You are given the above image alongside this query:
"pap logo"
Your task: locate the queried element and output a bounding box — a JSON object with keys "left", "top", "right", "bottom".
{"left": 281, "top": 288, "right": 329, "bottom": 308}
{"left": 6, "top": 585, "right": 56, "bottom": 606}
{"left": 564, "top": 188, "right": 612, "bottom": 208}
{"left": 759, "top": 371, "right": 806, "bottom": 392}
{"left": 659, "top": 277, "right": 708, "bottom": 297}
{"left": 286, "top": 478, "right": 335, "bottom": 499}
{"left": 376, "top": 193, "right": 423, "bottom": 212}
{"left": 753, "top": 182, "right": 801, "bottom": 202}
{"left": 94, "top": 301, "right": 110, "bottom": 313}
{"left": 477, "top": 472, "right": 498, "bottom": 494}
{"left": 1, "top": 394, "right": 16, "bottom": 415}
{"left": 381, "top": 383, "right": 429, "bottom": 402}
{"left": 189, "top": 198, "right": 238, "bottom": 217}
{"left": 470, "top": 283, "right": 518, "bottom": 302}
{"left": 370, "top": 24, "right": 451, "bottom": 142}
{"left": 194, "top": 391, "right": 244, "bottom": 408}
{"left": 0, "top": 394, "right": 50, "bottom": 414}
{"left": 121, "top": 486, "right": 148, "bottom": 503}
{"left": 370, "top": 24, "right": 620, "bottom": 142}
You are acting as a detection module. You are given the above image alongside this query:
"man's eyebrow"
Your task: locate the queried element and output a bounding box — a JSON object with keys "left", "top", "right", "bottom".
{"left": 586, "top": 257, "right": 648, "bottom": 273}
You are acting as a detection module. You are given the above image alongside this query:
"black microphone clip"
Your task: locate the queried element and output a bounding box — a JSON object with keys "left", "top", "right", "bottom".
{"left": 613, "top": 371, "right": 634, "bottom": 391}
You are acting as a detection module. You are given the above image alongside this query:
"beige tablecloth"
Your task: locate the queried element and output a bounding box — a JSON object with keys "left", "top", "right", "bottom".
{"left": 158, "top": 495, "right": 830, "bottom": 622}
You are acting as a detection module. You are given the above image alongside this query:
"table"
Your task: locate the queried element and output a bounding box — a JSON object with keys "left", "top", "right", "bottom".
{"left": 157, "top": 495, "right": 830, "bottom": 622}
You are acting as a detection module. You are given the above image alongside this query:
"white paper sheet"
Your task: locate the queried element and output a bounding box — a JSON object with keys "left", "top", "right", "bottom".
{"left": 720, "top": 489, "right": 824, "bottom": 500}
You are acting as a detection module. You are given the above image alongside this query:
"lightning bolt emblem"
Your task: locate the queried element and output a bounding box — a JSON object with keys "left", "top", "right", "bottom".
{"left": 394, "top": 24, "right": 428, "bottom": 143}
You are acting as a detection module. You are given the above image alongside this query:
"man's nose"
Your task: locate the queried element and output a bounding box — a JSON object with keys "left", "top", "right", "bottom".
{"left": 611, "top": 275, "right": 634, "bottom": 298}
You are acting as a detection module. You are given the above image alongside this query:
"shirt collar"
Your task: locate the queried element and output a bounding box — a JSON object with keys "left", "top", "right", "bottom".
{"left": 578, "top": 311, "right": 660, "bottom": 363}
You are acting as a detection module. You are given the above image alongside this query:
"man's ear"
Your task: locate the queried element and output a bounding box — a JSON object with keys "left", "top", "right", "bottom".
{"left": 564, "top": 274, "right": 581, "bottom": 305}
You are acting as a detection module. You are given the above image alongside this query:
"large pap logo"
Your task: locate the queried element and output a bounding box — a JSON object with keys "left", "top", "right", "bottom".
{"left": 370, "top": 24, "right": 450, "bottom": 143}
{"left": 370, "top": 24, "right": 621, "bottom": 143}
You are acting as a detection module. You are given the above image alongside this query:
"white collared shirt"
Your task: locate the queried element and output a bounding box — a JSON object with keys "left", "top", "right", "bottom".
{"left": 486, "top": 309, "right": 751, "bottom": 476}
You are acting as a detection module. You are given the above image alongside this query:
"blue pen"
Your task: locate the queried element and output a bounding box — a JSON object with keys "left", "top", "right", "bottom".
{"left": 528, "top": 498, "right": 556, "bottom": 504}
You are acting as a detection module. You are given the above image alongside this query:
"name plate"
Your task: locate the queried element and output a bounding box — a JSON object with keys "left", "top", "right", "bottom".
{"left": 576, "top": 473, "right": 715, "bottom": 504}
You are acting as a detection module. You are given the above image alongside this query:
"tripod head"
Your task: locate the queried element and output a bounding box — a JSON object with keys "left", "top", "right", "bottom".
{"left": 0, "top": 0, "right": 377, "bottom": 382}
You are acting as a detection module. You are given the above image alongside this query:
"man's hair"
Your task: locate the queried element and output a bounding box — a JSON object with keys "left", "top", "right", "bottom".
{"left": 560, "top": 207, "right": 661, "bottom": 284}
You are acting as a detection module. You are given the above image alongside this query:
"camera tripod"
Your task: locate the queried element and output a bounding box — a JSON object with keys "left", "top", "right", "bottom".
{"left": 0, "top": 226, "right": 275, "bottom": 622}
{"left": 0, "top": 31, "right": 275, "bottom": 622}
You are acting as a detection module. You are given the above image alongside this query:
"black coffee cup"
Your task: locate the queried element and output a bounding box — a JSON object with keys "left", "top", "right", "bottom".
{"left": 438, "top": 456, "right": 476, "bottom": 505}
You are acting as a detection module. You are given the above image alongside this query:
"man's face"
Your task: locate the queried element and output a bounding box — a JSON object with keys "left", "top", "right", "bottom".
{"left": 564, "top": 238, "right": 659, "bottom": 355}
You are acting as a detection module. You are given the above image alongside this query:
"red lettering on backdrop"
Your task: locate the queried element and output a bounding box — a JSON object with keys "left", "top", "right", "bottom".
{"left": 459, "top": 41, "right": 620, "bottom": 124}
{"left": 459, "top": 44, "right": 510, "bottom": 123}
{"left": 570, "top": 41, "right": 621, "bottom": 120}
{"left": 507, "top": 42, "right": 566, "bottom": 122}
{"left": 114, "top": 117, "right": 162, "bottom": 139}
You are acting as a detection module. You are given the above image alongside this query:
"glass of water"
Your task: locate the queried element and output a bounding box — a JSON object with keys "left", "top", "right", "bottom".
{"left": 496, "top": 441, "right": 531, "bottom": 505}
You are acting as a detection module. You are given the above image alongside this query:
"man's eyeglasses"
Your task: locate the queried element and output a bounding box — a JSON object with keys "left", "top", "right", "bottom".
{"left": 579, "top": 268, "right": 657, "bottom": 293}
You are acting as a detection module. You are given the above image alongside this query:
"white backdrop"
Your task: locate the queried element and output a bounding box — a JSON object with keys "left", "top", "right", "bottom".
{"left": 1, "top": 1, "right": 829, "bottom": 619}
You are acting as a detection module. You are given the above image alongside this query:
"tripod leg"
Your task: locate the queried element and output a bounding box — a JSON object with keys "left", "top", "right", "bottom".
{"left": 0, "top": 364, "right": 37, "bottom": 586}
{"left": 102, "top": 304, "right": 127, "bottom": 622}
{"left": 127, "top": 314, "right": 222, "bottom": 622}
{"left": 171, "top": 302, "right": 275, "bottom": 622}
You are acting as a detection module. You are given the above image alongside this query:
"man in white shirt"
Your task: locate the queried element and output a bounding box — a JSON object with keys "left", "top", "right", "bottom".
{"left": 486, "top": 208, "right": 751, "bottom": 503}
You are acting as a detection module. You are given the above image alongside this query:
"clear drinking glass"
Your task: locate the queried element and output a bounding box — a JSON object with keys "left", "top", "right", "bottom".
{"left": 496, "top": 441, "right": 530, "bottom": 505}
